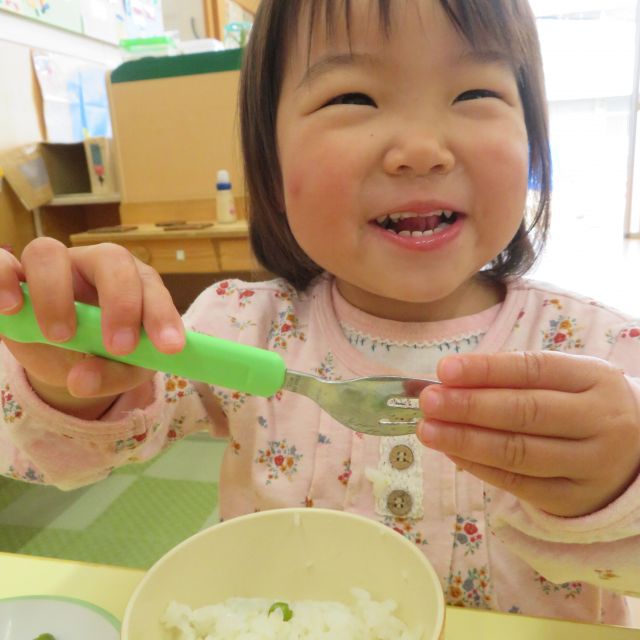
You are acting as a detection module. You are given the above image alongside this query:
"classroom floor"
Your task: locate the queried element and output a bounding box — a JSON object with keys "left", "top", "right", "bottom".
{"left": 0, "top": 433, "right": 225, "bottom": 569}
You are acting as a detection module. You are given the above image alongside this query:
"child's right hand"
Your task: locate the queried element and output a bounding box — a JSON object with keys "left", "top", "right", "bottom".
{"left": 0, "top": 238, "right": 185, "bottom": 419}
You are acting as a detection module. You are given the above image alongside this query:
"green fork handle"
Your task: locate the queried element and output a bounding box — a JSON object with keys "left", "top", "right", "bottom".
{"left": 0, "top": 283, "right": 286, "bottom": 397}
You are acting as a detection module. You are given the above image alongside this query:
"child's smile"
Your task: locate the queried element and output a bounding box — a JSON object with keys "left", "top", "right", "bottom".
{"left": 276, "top": 0, "right": 530, "bottom": 321}
{"left": 371, "top": 206, "right": 462, "bottom": 250}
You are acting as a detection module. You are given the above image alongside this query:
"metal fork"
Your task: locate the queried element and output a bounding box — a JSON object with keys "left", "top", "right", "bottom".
{"left": 0, "top": 284, "right": 438, "bottom": 436}
{"left": 282, "top": 371, "right": 436, "bottom": 435}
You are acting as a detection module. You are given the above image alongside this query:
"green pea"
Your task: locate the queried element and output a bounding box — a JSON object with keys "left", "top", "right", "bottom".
{"left": 268, "top": 601, "right": 293, "bottom": 621}
{"left": 33, "top": 635, "right": 56, "bottom": 640}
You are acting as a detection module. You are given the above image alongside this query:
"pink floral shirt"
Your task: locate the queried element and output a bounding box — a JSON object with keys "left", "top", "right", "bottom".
{"left": 2, "top": 275, "right": 640, "bottom": 625}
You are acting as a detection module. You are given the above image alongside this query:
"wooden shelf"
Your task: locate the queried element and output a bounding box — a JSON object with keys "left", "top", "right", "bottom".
{"left": 48, "top": 193, "right": 121, "bottom": 206}
{"left": 71, "top": 220, "right": 248, "bottom": 243}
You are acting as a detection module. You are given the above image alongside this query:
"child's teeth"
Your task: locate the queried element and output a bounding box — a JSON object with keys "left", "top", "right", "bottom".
{"left": 376, "top": 215, "right": 387, "bottom": 224}
{"left": 397, "top": 224, "right": 449, "bottom": 238}
{"left": 389, "top": 213, "right": 402, "bottom": 222}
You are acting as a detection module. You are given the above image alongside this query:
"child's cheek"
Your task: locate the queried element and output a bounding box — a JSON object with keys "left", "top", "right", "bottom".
{"left": 285, "top": 170, "right": 305, "bottom": 201}
{"left": 284, "top": 153, "right": 346, "bottom": 203}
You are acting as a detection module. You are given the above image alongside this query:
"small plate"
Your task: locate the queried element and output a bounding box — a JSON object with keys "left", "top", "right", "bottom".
{"left": 0, "top": 595, "right": 119, "bottom": 639}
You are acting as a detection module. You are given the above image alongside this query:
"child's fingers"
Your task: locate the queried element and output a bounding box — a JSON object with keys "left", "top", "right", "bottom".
{"left": 66, "top": 355, "right": 156, "bottom": 398}
{"left": 1, "top": 339, "right": 87, "bottom": 389}
{"left": 419, "top": 419, "right": 596, "bottom": 479}
{"left": 445, "top": 455, "right": 587, "bottom": 517}
{"left": 139, "top": 266, "right": 185, "bottom": 353}
{"left": 437, "top": 351, "right": 610, "bottom": 393}
{"left": 71, "top": 243, "right": 144, "bottom": 355}
{"left": 419, "top": 386, "right": 592, "bottom": 439}
{"left": 21, "top": 237, "right": 78, "bottom": 342}
{"left": 0, "top": 249, "right": 25, "bottom": 313}
{"left": 70, "top": 244, "right": 184, "bottom": 355}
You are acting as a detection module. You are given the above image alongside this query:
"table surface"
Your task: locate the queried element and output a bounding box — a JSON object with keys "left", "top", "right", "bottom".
{"left": 3, "top": 552, "right": 640, "bottom": 639}
{"left": 70, "top": 220, "right": 250, "bottom": 243}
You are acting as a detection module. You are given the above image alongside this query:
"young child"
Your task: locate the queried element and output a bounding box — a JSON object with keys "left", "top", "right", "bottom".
{"left": 2, "top": 0, "right": 640, "bottom": 625}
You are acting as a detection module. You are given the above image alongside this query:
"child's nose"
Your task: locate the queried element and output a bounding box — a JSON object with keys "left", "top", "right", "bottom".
{"left": 382, "top": 125, "right": 455, "bottom": 178}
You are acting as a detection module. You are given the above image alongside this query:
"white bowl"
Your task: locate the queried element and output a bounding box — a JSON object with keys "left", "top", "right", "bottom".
{"left": 122, "top": 507, "right": 445, "bottom": 639}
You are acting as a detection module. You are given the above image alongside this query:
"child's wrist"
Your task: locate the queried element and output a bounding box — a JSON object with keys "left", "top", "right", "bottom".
{"left": 25, "top": 371, "right": 121, "bottom": 421}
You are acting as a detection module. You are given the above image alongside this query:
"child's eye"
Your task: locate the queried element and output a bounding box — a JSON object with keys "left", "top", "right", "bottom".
{"left": 455, "top": 89, "right": 500, "bottom": 102}
{"left": 323, "top": 92, "right": 377, "bottom": 107}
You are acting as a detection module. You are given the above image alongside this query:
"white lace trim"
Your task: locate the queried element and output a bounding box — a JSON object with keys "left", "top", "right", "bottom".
{"left": 366, "top": 434, "right": 424, "bottom": 520}
{"left": 340, "top": 323, "right": 486, "bottom": 349}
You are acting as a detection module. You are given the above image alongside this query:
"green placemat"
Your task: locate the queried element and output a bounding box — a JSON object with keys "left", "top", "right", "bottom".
{"left": 0, "top": 434, "right": 225, "bottom": 569}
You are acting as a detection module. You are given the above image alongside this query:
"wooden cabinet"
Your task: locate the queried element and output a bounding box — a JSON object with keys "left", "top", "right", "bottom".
{"left": 69, "top": 221, "right": 261, "bottom": 275}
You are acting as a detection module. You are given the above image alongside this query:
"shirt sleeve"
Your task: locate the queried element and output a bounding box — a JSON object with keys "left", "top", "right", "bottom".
{"left": 0, "top": 340, "right": 218, "bottom": 490}
{"left": 487, "top": 318, "right": 640, "bottom": 596}
{"left": 0, "top": 279, "right": 249, "bottom": 490}
{"left": 0, "top": 277, "right": 284, "bottom": 491}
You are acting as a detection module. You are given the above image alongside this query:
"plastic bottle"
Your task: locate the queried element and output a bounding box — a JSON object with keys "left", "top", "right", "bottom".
{"left": 216, "top": 169, "right": 237, "bottom": 224}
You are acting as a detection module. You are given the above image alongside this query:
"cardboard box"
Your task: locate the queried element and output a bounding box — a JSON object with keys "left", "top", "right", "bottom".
{"left": 0, "top": 144, "right": 53, "bottom": 210}
{"left": 108, "top": 50, "right": 243, "bottom": 207}
{"left": 39, "top": 142, "right": 91, "bottom": 195}
{"left": 0, "top": 138, "right": 118, "bottom": 209}
{"left": 41, "top": 138, "right": 118, "bottom": 197}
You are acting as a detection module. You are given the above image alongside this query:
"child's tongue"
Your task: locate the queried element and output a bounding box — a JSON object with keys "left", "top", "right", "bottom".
{"left": 393, "top": 216, "right": 439, "bottom": 234}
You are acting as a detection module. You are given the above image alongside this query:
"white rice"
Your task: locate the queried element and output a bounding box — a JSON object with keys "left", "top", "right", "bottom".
{"left": 161, "top": 587, "right": 421, "bottom": 639}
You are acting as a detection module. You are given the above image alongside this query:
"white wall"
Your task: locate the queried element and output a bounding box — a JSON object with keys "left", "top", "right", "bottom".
{"left": 0, "top": 10, "right": 121, "bottom": 68}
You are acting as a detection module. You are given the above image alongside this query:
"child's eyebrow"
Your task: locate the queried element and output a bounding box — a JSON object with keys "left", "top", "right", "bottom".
{"left": 298, "top": 52, "right": 378, "bottom": 88}
{"left": 456, "top": 49, "right": 513, "bottom": 69}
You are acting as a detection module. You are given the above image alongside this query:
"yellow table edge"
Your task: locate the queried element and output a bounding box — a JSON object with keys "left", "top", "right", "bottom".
{"left": 1, "top": 552, "right": 639, "bottom": 638}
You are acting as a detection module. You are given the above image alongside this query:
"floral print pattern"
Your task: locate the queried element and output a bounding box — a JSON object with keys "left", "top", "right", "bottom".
{"left": 214, "top": 281, "right": 256, "bottom": 308}
{"left": 543, "top": 298, "right": 563, "bottom": 310}
{"left": 606, "top": 323, "right": 640, "bottom": 345}
{"left": 315, "top": 352, "right": 339, "bottom": 380}
{"left": 229, "top": 316, "right": 256, "bottom": 331}
{"left": 214, "top": 388, "right": 247, "bottom": 413}
{"left": 274, "top": 282, "right": 299, "bottom": 303}
{"left": 163, "top": 375, "right": 193, "bottom": 403}
{"left": 255, "top": 439, "right": 303, "bottom": 484}
{"left": 166, "top": 416, "right": 186, "bottom": 443}
{"left": 337, "top": 459, "right": 352, "bottom": 485}
{"left": 541, "top": 316, "right": 584, "bottom": 351}
{"left": 229, "top": 436, "right": 241, "bottom": 455}
{"left": 453, "top": 515, "right": 483, "bottom": 555}
{"left": 115, "top": 430, "right": 148, "bottom": 453}
{"left": 383, "top": 516, "right": 428, "bottom": 546}
{"left": 1, "top": 384, "right": 22, "bottom": 423}
{"left": 618, "top": 324, "right": 640, "bottom": 341}
{"left": 446, "top": 566, "right": 492, "bottom": 609}
{"left": 534, "top": 573, "right": 583, "bottom": 598}
{"left": 268, "top": 309, "right": 306, "bottom": 350}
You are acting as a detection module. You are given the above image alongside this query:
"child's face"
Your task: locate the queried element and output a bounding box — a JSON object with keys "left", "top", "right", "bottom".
{"left": 276, "top": 0, "right": 530, "bottom": 320}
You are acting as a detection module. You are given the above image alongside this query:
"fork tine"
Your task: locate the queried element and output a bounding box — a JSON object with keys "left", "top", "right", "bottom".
{"left": 283, "top": 371, "right": 438, "bottom": 436}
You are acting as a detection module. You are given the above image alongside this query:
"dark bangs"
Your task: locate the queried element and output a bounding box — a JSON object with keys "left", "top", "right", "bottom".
{"left": 240, "top": 0, "right": 551, "bottom": 289}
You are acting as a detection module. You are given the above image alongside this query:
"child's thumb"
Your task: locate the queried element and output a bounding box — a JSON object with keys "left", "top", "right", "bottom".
{"left": 66, "top": 355, "right": 156, "bottom": 398}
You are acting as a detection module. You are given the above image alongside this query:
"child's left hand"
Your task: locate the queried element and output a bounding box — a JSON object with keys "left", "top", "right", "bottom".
{"left": 417, "top": 351, "right": 640, "bottom": 517}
